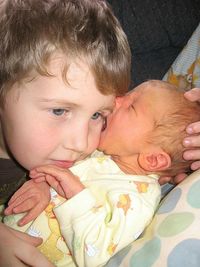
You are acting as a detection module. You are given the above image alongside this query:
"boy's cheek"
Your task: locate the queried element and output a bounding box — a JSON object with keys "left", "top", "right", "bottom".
{"left": 85, "top": 137, "right": 100, "bottom": 156}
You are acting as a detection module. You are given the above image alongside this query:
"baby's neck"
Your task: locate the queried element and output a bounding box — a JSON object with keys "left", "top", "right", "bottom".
{"left": 111, "top": 155, "right": 147, "bottom": 175}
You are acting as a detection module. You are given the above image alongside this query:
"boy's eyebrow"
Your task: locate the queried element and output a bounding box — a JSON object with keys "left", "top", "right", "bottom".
{"left": 37, "top": 98, "right": 114, "bottom": 111}
{"left": 102, "top": 106, "right": 114, "bottom": 113}
{"left": 37, "top": 98, "right": 78, "bottom": 106}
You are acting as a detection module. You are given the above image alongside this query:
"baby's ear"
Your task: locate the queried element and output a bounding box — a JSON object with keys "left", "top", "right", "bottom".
{"left": 138, "top": 151, "right": 171, "bottom": 172}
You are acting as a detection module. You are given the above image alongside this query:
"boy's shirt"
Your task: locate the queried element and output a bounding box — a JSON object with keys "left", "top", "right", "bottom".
{"left": 0, "top": 158, "right": 27, "bottom": 206}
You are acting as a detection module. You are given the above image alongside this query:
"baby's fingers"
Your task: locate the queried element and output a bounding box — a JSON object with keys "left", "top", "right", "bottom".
{"left": 30, "top": 169, "right": 46, "bottom": 179}
{"left": 32, "top": 176, "right": 46, "bottom": 183}
{"left": 31, "top": 165, "right": 69, "bottom": 182}
{"left": 45, "top": 175, "right": 65, "bottom": 197}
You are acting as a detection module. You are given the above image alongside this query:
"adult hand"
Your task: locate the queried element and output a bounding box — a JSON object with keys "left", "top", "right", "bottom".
{"left": 4, "top": 180, "right": 50, "bottom": 226}
{"left": 183, "top": 88, "right": 200, "bottom": 170}
{"left": 159, "top": 88, "right": 200, "bottom": 186}
{"left": 158, "top": 173, "right": 187, "bottom": 186}
{"left": 0, "top": 222, "right": 54, "bottom": 267}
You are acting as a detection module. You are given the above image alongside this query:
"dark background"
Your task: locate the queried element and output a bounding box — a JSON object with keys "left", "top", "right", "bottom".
{"left": 108, "top": 0, "right": 200, "bottom": 88}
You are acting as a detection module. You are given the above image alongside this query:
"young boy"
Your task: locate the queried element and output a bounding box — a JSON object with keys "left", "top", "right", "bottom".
{"left": 5, "top": 80, "right": 200, "bottom": 267}
{"left": 0, "top": 0, "right": 131, "bottom": 266}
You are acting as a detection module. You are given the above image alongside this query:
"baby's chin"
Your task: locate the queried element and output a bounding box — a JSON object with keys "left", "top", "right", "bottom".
{"left": 98, "top": 130, "right": 108, "bottom": 150}
{"left": 98, "top": 138, "right": 108, "bottom": 153}
{"left": 97, "top": 141, "right": 105, "bottom": 152}
{"left": 98, "top": 138, "right": 112, "bottom": 155}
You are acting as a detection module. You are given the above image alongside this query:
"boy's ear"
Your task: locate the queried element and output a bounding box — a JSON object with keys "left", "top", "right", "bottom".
{"left": 138, "top": 151, "right": 171, "bottom": 172}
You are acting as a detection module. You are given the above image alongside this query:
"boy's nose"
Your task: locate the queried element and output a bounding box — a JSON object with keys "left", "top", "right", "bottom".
{"left": 73, "top": 134, "right": 88, "bottom": 153}
{"left": 65, "top": 125, "right": 89, "bottom": 153}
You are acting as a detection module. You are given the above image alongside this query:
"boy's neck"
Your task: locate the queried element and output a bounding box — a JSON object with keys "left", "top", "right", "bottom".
{"left": 0, "top": 126, "right": 9, "bottom": 158}
{"left": 0, "top": 147, "right": 9, "bottom": 159}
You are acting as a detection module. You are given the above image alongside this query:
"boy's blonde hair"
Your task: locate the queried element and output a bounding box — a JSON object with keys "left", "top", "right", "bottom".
{"left": 0, "top": 0, "right": 131, "bottom": 105}
{"left": 146, "top": 80, "right": 200, "bottom": 176}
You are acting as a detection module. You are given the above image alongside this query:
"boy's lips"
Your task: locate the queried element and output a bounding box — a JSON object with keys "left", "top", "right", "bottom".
{"left": 52, "top": 160, "right": 75, "bottom": 168}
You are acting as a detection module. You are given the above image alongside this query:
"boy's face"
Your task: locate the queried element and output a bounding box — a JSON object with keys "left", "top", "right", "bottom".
{"left": 99, "top": 84, "right": 166, "bottom": 158}
{"left": 0, "top": 55, "right": 114, "bottom": 170}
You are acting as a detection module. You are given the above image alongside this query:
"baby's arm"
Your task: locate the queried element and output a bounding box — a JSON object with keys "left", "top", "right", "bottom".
{"left": 4, "top": 180, "right": 51, "bottom": 226}
{"left": 0, "top": 222, "right": 54, "bottom": 267}
{"left": 30, "top": 165, "right": 160, "bottom": 267}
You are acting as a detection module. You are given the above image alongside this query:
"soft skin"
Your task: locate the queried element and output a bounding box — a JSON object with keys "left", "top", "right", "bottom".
{"left": 1, "top": 55, "right": 114, "bottom": 225}
{"left": 0, "top": 55, "right": 115, "bottom": 267}
{"left": 99, "top": 83, "right": 171, "bottom": 174}
{"left": 99, "top": 83, "right": 200, "bottom": 180}
{"left": 0, "top": 55, "right": 114, "bottom": 168}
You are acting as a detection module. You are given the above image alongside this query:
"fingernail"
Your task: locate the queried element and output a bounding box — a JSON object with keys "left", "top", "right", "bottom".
{"left": 183, "top": 151, "right": 192, "bottom": 160}
{"left": 4, "top": 209, "right": 9, "bottom": 215}
{"left": 186, "top": 127, "right": 193, "bottom": 134}
{"left": 183, "top": 138, "right": 191, "bottom": 147}
{"left": 13, "top": 208, "right": 18, "bottom": 213}
{"left": 18, "top": 220, "right": 24, "bottom": 226}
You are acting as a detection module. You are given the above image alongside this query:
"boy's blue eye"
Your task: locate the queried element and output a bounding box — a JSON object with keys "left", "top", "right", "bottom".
{"left": 91, "top": 112, "right": 107, "bottom": 131}
{"left": 91, "top": 112, "right": 102, "bottom": 120}
{"left": 52, "top": 109, "right": 65, "bottom": 116}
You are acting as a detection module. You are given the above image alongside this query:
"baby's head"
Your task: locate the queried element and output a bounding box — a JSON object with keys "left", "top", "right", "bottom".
{"left": 99, "top": 80, "right": 200, "bottom": 176}
{"left": 142, "top": 80, "right": 200, "bottom": 175}
{"left": 0, "top": 0, "right": 131, "bottom": 105}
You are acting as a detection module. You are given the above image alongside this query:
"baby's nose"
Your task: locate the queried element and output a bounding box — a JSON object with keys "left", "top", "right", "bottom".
{"left": 115, "top": 96, "right": 124, "bottom": 109}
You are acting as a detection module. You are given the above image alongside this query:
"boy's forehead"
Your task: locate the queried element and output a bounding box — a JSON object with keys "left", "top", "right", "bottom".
{"left": 11, "top": 56, "right": 115, "bottom": 107}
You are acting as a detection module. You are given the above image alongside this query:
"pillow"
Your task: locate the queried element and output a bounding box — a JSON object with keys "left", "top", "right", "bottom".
{"left": 163, "top": 22, "right": 200, "bottom": 90}
{"left": 106, "top": 169, "right": 200, "bottom": 267}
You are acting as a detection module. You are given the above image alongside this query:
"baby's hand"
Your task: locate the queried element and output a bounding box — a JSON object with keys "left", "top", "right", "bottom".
{"left": 30, "top": 165, "right": 85, "bottom": 199}
{"left": 183, "top": 88, "right": 200, "bottom": 170}
{"left": 4, "top": 180, "right": 51, "bottom": 226}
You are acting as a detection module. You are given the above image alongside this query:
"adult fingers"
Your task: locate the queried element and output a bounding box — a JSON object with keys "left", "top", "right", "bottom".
{"left": 183, "top": 149, "right": 200, "bottom": 161}
{"left": 184, "top": 88, "right": 200, "bottom": 102}
{"left": 8, "top": 227, "right": 43, "bottom": 246}
{"left": 185, "top": 121, "right": 200, "bottom": 136}
{"left": 14, "top": 241, "right": 54, "bottom": 267}
{"left": 190, "top": 160, "right": 200, "bottom": 171}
